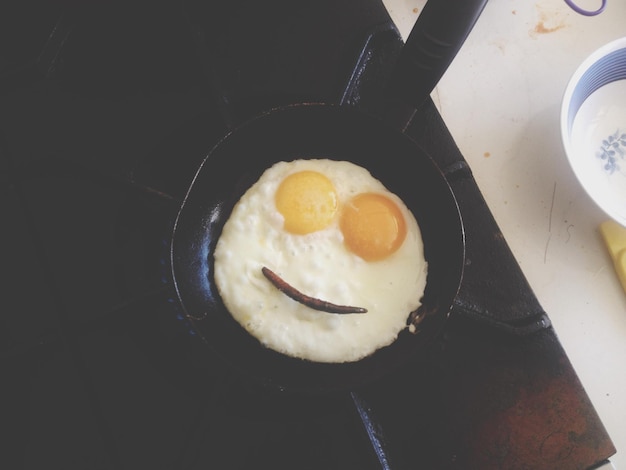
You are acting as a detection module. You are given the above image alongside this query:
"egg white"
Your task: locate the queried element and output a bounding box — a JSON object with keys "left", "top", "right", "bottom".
{"left": 213, "top": 159, "right": 428, "bottom": 363}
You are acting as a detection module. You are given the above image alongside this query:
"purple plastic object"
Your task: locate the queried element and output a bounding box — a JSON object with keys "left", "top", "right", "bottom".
{"left": 564, "top": 0, "right": 606, "bottom": 16}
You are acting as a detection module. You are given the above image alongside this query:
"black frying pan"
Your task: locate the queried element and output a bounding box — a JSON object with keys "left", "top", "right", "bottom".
{"left": 171, "top": 0, "right": 487, "bottom": 393}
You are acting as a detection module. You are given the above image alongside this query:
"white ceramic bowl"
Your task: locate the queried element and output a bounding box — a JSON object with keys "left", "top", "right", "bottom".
{"left": 561, "top": 37, "right": 626, "bottom": 226}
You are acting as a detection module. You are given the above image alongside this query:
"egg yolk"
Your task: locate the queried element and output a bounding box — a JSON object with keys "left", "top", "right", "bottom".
{"left": 340, "top": 193, "right": 407, "bottom": 261}
{"left": 275, "top": 170, "right": 338, "bottom": 234}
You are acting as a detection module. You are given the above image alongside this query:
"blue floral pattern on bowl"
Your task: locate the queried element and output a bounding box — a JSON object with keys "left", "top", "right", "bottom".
{"left": 597, "top": 129, "right": 626, "bottom": 174}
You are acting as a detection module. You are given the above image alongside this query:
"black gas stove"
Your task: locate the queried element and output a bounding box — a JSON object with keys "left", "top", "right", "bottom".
{"left": 2, "top": 1, "right": 616, "bottom": 469}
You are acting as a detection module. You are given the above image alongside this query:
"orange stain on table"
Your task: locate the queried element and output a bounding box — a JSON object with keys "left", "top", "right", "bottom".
{"left": 534, "top": 21, "right": 566, "bottom": 34}
{"left": 532, "top": 5, "right": 567, "bottom": 36}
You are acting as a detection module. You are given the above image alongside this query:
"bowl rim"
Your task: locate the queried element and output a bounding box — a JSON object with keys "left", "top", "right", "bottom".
{"left": 560, "top": 36, "right": 626, "bottom": 226}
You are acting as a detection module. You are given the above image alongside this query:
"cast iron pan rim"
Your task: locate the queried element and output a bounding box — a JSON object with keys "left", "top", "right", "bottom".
{"left": 171, "top": 102, "right": 465, "bottom": 394}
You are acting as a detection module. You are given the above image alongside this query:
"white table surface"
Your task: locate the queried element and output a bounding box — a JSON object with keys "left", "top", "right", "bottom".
{"left": 384, "top": 0, "right": 626, "bottom": 467}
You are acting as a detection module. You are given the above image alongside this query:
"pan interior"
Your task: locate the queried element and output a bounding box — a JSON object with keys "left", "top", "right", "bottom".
{"left": 171, "top": 104, "right": 464, "bottom": 393}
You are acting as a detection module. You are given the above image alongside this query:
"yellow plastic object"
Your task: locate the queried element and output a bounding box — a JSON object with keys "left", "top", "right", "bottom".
{"left": 599, "top": 220, "right": 626, "bottom": 293}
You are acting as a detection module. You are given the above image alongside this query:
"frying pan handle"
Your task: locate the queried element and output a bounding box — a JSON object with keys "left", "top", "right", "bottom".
{"left": 391, "top": 0, "right": 489, "bottom": 108}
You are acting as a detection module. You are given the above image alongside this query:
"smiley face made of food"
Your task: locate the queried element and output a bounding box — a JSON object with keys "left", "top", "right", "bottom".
{"left": 213, "top": 159, "right": 428, "bottom": 363}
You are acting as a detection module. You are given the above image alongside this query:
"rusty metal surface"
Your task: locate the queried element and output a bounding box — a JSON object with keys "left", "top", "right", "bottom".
{"left": 354, "top": 314, "right": 615, "bottom": 469}
{"left": 444, "top": 318, "right": 614, "bottom": 469}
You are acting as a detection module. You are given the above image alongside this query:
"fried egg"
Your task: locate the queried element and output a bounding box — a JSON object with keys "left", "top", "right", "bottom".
{"left": 213, "top": 159, "right": 427, "bottom": 363}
